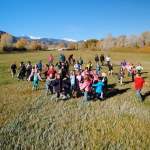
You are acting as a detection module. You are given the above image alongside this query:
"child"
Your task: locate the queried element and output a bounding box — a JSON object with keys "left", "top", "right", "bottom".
{"left": 95, "top": 63, "right": 102, "bottom": 75}
{"left": 46, "top": 73, "right": 54, "bottom": 95}
{"left": 49, "top": 54, "right": 54, "bottom": 66}
{"left": 32, "top": 69, "right": 42, "bottom": 91}
{"left": 62, "top": 75, "right": 74, "bottom": 100}
{"left": 101, "top": 72, "right": 108, "bottom": 99}
{"left": 78, "top": 56, "right": 83, "bottom": 70}
{"left": 18, "top": 61, "right": 26, "bottom": 81}
{"left": 81, "top": 67, "right": 92, "bottom": 77}
{"left": 134, "top": 73, "right": 149, "bottom": 100}
{"left": 87, "top": 61, "right": 93, "bottom": 71}
{"left": 108, "top": 63, "right": 113, "bottom": 75}
{"left": 106, "top": 55, "right": 110, "bottom": 66}
{"left": 92, "top": 77, "right": 104, "bottom": 100}
{"left": 55, "top": 60, "right": 62, "bottom": 71}
{"left": 44, "top": 64, "right": 49, "bottom": 79}
{"left": 120, "top": 68, "right": 124, "bottom": 85}
{"left": 74, "top": 61, "right": 80, "bottom": 72}
{"left": 47, "top": 65, "right": 57, "bottom": 78}
{"left": 70, "top": 71, "right": 76, "bottom": 94}
{"left": 88, "top": 74, "right": 94, "bottom": 99}
{"left": 76, "top": 71, "right": 83, "bottom": 96}
{"left": 80, "top": 75, "right": 91, "bottom": 102}
{"left": 61, "top": 65, "right": 66, "bottom": 79}
{"left": 37, "top": 60, "right": 42, "bottom": 72}
{"left": 26, "top": 61, "right": 32, "bottom": 80}
{"left": 93, "top": 70, "right": 99, "bottom": 83}
{"left": 136, "top": 63, "right": 143, "bottom": 73}
{"left": 52, "top": 73, "right": 62, "bottom": 102}
{"left": 131, "top": 66, "right": 136, "bottom": 82}
{"left": 126, "top": 62, "right": 131, "bottom": 76}
{"left": 10, "top": 62, "right": 17, "bottom": 77}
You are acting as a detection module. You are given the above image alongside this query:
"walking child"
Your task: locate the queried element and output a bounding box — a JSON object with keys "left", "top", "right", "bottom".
{"left": 32, "top": 69, "right": 42, "bottom": 91}
{"left": 95, "top": 63, "right": 102, "bottom": 75}
{"left": 108, "top": 63, "right": 113, "bottom": 75}
{"left": 136, "top": 63, "right": 143, "bottom": 73}
{"left": 131, "top": 66, "right": 136, "bottom": 82}
{"left": 10, "top": 62, "right": 17, "bottom": 77}
{"left": 70, "top": 70, "right": 76, "bottom": 94}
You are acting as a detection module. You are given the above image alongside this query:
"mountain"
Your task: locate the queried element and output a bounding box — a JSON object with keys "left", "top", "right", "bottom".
{"left": 0, "top": 30, "right": 84, "bottom": 46}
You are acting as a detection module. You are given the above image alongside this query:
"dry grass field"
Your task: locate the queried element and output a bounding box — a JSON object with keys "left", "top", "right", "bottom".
{"left": 0, "top": 50, "right": 150, "bottom": 149}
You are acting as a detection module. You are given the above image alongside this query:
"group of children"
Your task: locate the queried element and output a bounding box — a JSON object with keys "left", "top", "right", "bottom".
{"left": 10, "top": 54, "right": 149, "bottom": 102}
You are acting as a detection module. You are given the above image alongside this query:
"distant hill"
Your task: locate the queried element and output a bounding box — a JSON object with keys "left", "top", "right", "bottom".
{"left": 0, "top": 30, "right": 84, "bottom": 46}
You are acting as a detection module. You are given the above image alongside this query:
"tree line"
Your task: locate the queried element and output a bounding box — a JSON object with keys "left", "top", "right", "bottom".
{"left": 0, "top": 31, "right": 150, "bottom": 51}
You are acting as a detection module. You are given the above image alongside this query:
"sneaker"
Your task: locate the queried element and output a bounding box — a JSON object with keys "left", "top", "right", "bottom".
{"left": 32, "top": 87, "right": 34, "bottom": 91}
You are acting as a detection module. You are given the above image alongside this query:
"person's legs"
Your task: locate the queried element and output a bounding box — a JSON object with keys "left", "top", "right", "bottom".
{"left": 120, "top": 77, "right": 123, "bottom": 85}
{"left": 84, "top": 91, "right": 88, "bottom": 102}
{"left": 128, "top": 71, "right": 130, "bottom": 76}
{"left": 35, "top": 81, "right": 38, "bottom": 90}
{"left": 132, "top": 74, "right": 134, "bottom": 81}
{"left": 111, "top": 70, "right": 113, "bottom": 75}
{"left": 49, "top": 85, "right": 53, "bottom": 94}
{"left": 137, "top": 89, "right": 142, "bottom": 100}
{"left": 46, "top": 83, "right": 49, "bottom": 93}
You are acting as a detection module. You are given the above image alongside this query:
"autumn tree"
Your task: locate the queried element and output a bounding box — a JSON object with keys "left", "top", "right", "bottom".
{"left": 1, "top": 33, "right": 13, "bottom": 51}
{"left": 30, "top": 41, "right": 40, "bottom": 51}
{"left": 67, "top": 42, "right": 77, "bottom": 50}
{"left": 58, "top": 42, "right": 65, "bottom": 48}
{"left": 16, "top": 38, "right": 29, "bottom": 50}
{"left": 84, "top": 39, "right": 99, "bottom": 48}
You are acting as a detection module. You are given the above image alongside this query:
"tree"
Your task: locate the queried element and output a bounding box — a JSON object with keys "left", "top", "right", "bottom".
{"left": 141, "top": 31, "right": 150, "bottom": 45}
{"left": 30, "top": 41, "right": 39, "bottom": 51}
{"left": 58, "top": 42, "right": 65, "bottom": 48}
{"left": 84, "top": 39, "right": 99, "bottom": 48}
{"left": 67, "top": 42, "right": 77, "bottom": 50}
{"left": 16, "top": 38, "right": 29, "bottom": 50}
{"left": 1, "top": 33, "right": 13, "bottom": 51}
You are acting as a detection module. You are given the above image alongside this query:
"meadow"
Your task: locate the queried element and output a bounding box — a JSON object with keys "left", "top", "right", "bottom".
{"left": 0, "top": 50, "right": 150, "bottom": 149}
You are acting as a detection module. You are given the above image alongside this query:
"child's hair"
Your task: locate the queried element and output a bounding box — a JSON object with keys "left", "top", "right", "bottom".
{"left": 89, "top": 74, "right": 94, "bottom": 79}
{"left": 136, "top": 73, "right": 141, "bottom": 77}
{"left": 84, "top": 74, "right": 89, "bottom": 80}
{"left": 45, "top": 64, "right": 49, "bottom": 67}
{"left": 102, "top": 72, "right": 107, "bottom": 77}
{"left": 98, "top": 77, "right": 103, "bottom": 81}
{"left": 85, "top": 67, "right": 88, "bottom": 70}
{"left": 66, "top": 74, "right": 70, "bottom": 78}
{"left": 56, "top": 73, "right": 60, "bottom": 78}
{"left": 76, "top": 71, "right": 81, "bottom": 75}
{"left": 55, "top": 73, "right": 58, "bottom": 78}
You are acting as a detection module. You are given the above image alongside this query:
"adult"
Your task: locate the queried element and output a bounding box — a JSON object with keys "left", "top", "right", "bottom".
{"left": 106, "top": 55, "right": 110, "bottom": 66}
{"left": 78, "top": 56, "right": 83, "bottom": 70}
{"left": 68, "top": 54, "right": 73, "bottom": 64}
{"left": 37, "top": 60, "right": 42, "bottom": 71}
{"left": 49, "top": 54, "right": 54, "bottom": 66}
{"left": 121, "top": 59, "right": 126, "bottom": 70}
{"left": 100, "top": 54, "right": 104, "bottom": 66}
{"left": 95, "top": 54, "right": 99, "bottom": 64}
{"left": 59, "top": 53, "right": 63, "bottom": 61}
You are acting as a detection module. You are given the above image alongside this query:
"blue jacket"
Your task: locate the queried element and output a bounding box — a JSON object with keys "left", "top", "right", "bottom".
{"left": 37, "top": 60, "right": 42, "bottom": 71}
{"left": 59, "top": 54, "right": 62, "bottom": 60}
{"left": 70, "top": 75, "right": 75, "bottom": 85}
{"left": 92, "top": 82, "right": 104, "bottom": 94}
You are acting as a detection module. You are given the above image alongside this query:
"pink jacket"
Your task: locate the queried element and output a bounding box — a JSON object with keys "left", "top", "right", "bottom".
{"left": 93, "top": 74, "right": 98, "bottom": 81}
{"left": 81, "top": 70, "right": 93, "bottom": 77}
{"left": 126, "top": 62, "right": 131, "bottom": 71}
{"left": 49, "top": 56, "right": 54, "bottom": 61}
{"left": 80, "top": 80, "right": 91, "bottom": 92}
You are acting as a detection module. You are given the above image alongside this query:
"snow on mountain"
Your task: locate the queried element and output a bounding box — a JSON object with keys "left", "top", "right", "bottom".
{"left": 63, "top": 38, "right": 77, "bottom": 42}
{"left": 22, "top": 34, "right": 41, "bottom": 40}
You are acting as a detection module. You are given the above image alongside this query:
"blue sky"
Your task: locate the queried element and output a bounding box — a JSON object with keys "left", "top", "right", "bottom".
{"left": 0, "top": 0, "right": 150, "bottom": 41}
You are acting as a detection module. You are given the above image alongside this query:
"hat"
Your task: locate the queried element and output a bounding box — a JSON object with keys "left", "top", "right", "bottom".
{"left": 20, "top": 61, "right": 23, "bottom": 63}
{"left": 28, "top": 61, "right": 30, "bottom": 63}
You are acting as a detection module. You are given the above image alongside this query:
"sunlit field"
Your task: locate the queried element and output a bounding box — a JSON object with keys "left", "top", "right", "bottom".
{"left": 0, "top": 50, "right": 150, "bottom": 149}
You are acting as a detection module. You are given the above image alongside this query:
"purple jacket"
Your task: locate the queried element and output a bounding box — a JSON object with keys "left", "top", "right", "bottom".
{"left": 52, "top": 79, "right": 62, "bottom": 92}
{"left": 121, "top": 61, "right": 126, "bottom": 67}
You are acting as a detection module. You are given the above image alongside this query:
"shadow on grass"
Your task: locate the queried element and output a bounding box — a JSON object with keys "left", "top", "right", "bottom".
{"left": 141, "top": 72, "right": 148, "bottom": 75}
{"left": 106, "top": 88, "right": 131, "bottom": 99}
{"left": 143, "top": 91, "right": 150, "bottom": 101}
